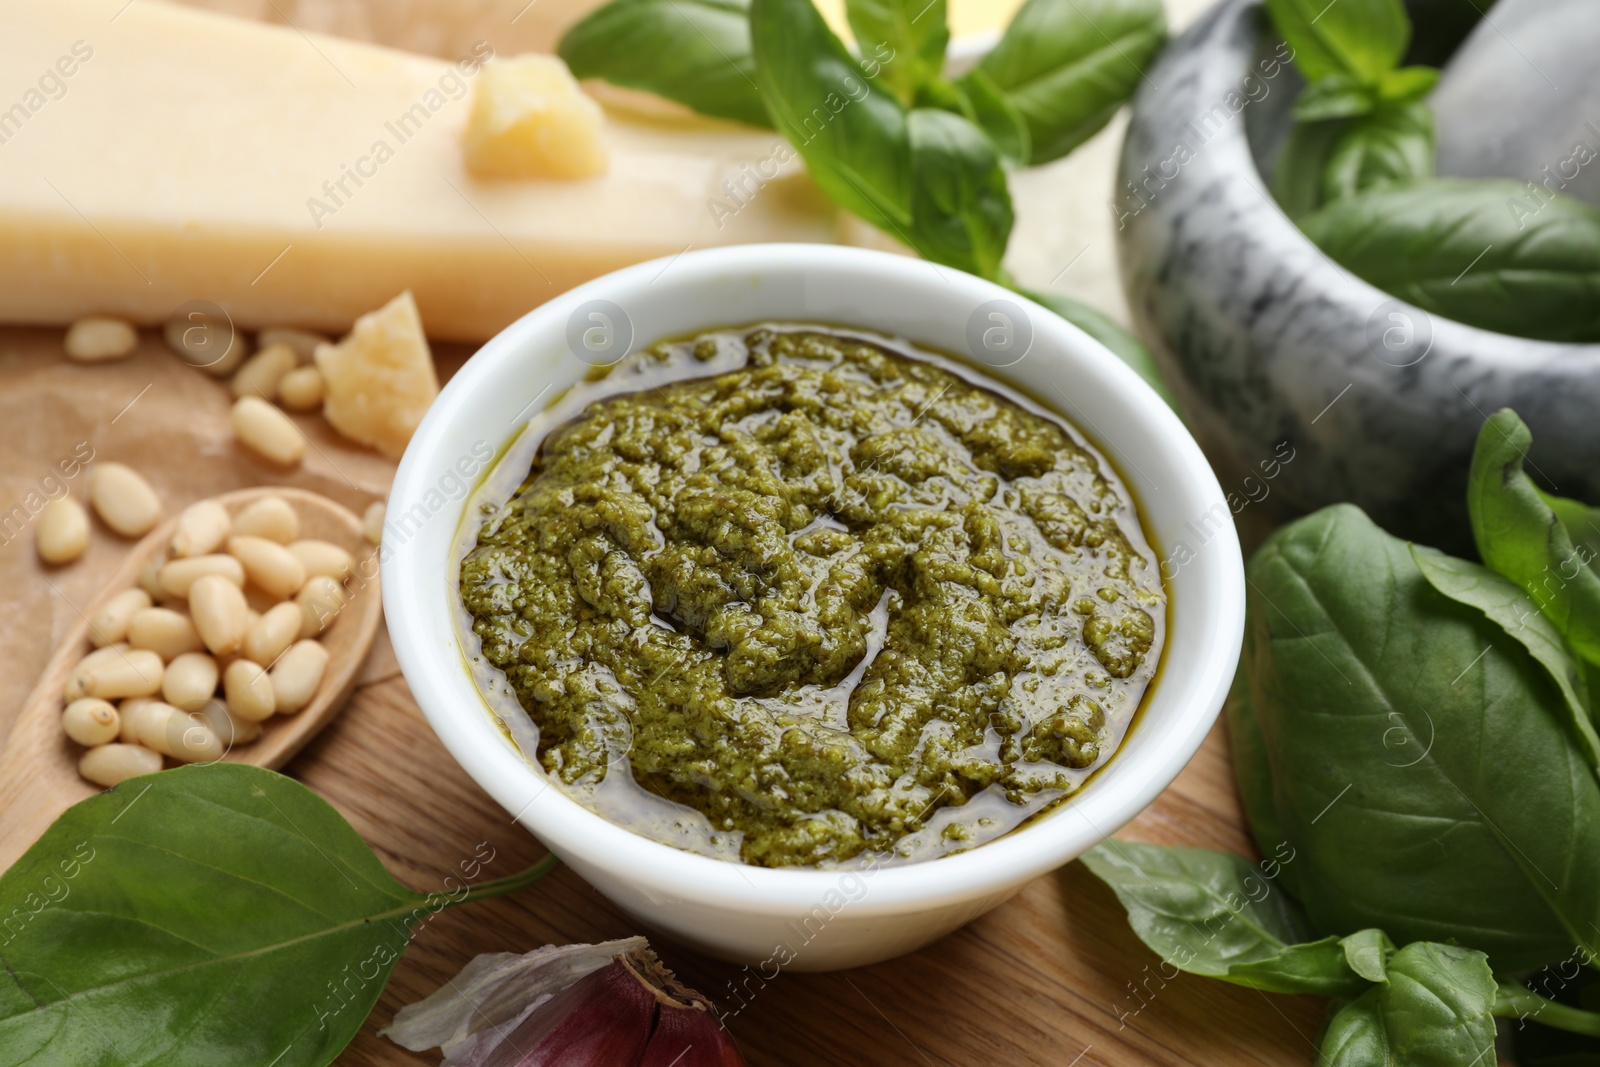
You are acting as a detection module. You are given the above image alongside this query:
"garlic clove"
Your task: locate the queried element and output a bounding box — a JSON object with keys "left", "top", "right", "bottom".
{"left": 638, "top": 978, "right": 745, "bottom": 1067}
{"left": 383, "top": 939, "right": 746, "bottom": 1067}
{"left": 486, "top": 959, "right": 655, "bottom": 1066}
{"left": 384, "top": 938, "right": 645, "bottom": 1058}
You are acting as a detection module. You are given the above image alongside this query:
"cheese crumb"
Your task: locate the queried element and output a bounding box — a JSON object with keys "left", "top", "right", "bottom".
{"left": 464, "top": 54, "right": 608, "bottom": 180}
{"left": 315, "top": 291, "right": 439, "bottom": 459}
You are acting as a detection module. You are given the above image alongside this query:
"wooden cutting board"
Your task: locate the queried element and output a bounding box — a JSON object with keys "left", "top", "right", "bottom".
{"left": 0, "top": 326, "right": 1321, "bottom": 1066}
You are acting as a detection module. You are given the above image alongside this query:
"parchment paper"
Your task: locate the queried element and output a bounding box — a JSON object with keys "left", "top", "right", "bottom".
{"left": 0, "top": 327, "right": 470, "bottom": 744}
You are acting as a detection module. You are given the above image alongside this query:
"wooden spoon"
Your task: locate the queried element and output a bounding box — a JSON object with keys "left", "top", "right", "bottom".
{"left": 0, "top": 487, "right": 382, "bottom": 870}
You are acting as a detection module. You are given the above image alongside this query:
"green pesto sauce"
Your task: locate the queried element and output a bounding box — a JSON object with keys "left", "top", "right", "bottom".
{"left": 459, "top": 326, "right": 1164, "bottom": 868}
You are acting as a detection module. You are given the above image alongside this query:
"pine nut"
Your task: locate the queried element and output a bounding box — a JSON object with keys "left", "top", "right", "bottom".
{"left": 90, "top": 588, "right": 152, "bottom": 647}
{"left": 190, "top": 574, "right": 250, "bottom": 656}
{"left": 171, "top": 499, "right": 231, "bottom": 558}
{"left": 162, "top": 652, "right": 219, "bottom": 712}
{"left": 138, "top": 556, "right": 168, "bottom": 601}
{"left": 277, "top": 366, "right": 325, "bottom": 412}
{"left": 245, "top": 602, "right": 303, "bottom": 666}
{"left": 89, "top": 462, "right": 162, "bottom": 538}
{"left": 232, "top": 396, "right": 306, "bottom": 466}
{"left": 223, "top": 658, "right": 277, "bottom": 721}
{"left": 135, "top": 702, "right": 223, "bottom": 763}
{"left": 36, "top": 497, "right": 90, "bottom": 564}
{"left": 231, "top": 495, "right": 299, "bottom": 543}
{"left": 128, "top": 607, "right": 204, "bottom": 660}
{"left": 295, "top": 575, "right": 346, "bottom": 637}
{"left": 165, "top": 317, "right": 247, "bottom": 377}
{"left": 158, "top": 554, "right": 245, "bottom": 598}
{"left": 270, "top": 640, "right": 328, "bottom": 713}
{"left": 196, "top": 696, "right": 261, "bottom": 746}
{"left": 119, "top": 697, "right": 160, "bottom": 742}
{"left": 64, "top": 316, "right": 138, "bottom": 362}
{"left": 258, "top": 326, "right": 326, "bottom": 364}
{"left": 287, "top": 539, "right": 353, "bottom": 582}
{"left": 363, "top": 502, "right": 385, "bottom": 546}
{"left": 65, "top": 644, "right": 128, "bottom": 701}
{"left": 79, "top": 743, "right": 163, "bottom": 786}
{"left": 63, "top": 698, "right": 120, "bottom": 746}
{"left": 227, "top": 535, "right": 306, "bottom": 598}
{"left": 231, "top": 344, "right": 298, "bottom": 401}
{"left": 74, "top": 648, "right": 164, "bottom": 701}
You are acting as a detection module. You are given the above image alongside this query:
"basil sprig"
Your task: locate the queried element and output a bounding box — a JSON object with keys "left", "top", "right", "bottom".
{"left": 1266, "top": 0, "right": 1600, "bottom": 343}
{"left": 558, "top": 0, "right": 1171, "bottom": 398}
{"left": 1082, "top": 839, "right": 1549, "bottom": 1067}
{"left": 1089, "top": 410, "right": 1600, "bottom": 1065}
{"left": 0, "top": 764, "right": 557, "bottom": 1067}
{"left": 1266, "top": 0, "right": 1437, "bottom": 217}
{"left": 1084, "top": 839, "right": 1598, "bottom": 1067}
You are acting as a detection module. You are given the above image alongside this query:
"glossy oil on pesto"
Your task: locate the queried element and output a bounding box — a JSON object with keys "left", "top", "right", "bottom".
{"left": 458, "top": 325, "right": 1165, "bottom": 868}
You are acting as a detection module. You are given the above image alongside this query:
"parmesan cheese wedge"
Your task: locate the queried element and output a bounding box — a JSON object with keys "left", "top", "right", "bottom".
{"left": 0, "top": 0, "right": 835, "bottom": 341}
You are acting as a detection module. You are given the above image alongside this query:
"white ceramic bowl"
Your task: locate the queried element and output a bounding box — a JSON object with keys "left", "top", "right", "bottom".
{"left": 383, "top": 244, "right": 1243, "bottom": 971}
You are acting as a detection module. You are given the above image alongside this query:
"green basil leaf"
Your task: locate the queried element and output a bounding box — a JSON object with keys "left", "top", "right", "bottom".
{"left": 1377, "top": 65, "right": 1440, "bottom": 104}
{"left": 1293, "top": 75, "right": 1377, "bottom": 122}
{"left": 1469, "top": 408, "right": 1600, "bottom": 668}
{"left": 1235, "top": 503, "right": 1600, "bottom": 972}
{"left": 1225, "top": 668, "right": 1294, "bottom": 891}
{"left": 1339, "top": 928, "right": 1395, "bottom": 983}
{"left": 905, "top": 107, "right": 1013, "bottom": 278}
{"left": 1271, "top": 117, "right": 1347, "bottom": 219}
{"left": 844, "top": 0, "right": 948, "bottom": 103}
{"left": 912, "top": 73, "right": 967, "bottom": 113}
{"left": 1538, "top": 490, "right": 1600, "bottom": 726}
{"left": 1317, "top": 942, "right": 1497, "bottom": 1067}
{"left": 1228, "top": 938, "right": 1368, "bottom": 996}
{"left": 0, "top": 765, "right": 553, "bottom": 1067}
{"left": 1542, "top": 489, "right": 1600, "bottom": 571}
{"left": 751, "top": 0, "right": 912, "bottom": 232}
{"left": 976, "top": 0, "right": 1164, "bottom": 164}
{"left": 1020, "top": 288, "right": 1176, "bottom": 409}
{"left": 1080, "top": 841, "right": 1369, "bottom": 997}
{"left": 558, "top": 0, "right": 770, "bottom": 128}
{"left": 951, "top": 67, "right": 1031, "bottom": 168}
{"left": 1320, "top": 102, "right": 1433, "bottom": 202}
{"left": 0, "top": 765, "right": 427, "bottom": 1067}
{"left": 1412, "top": 541, "right": 1600, "bottom": 769}
{"left": 1265, "top": 0, "right": 1409, "bottom": 85}
{"left": 1299, "top": 179, "right": 1600, "bottom": 343}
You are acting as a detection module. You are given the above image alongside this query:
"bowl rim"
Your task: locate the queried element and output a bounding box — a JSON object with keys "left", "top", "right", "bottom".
{"left": 383, "top": 243, "right": 1244, "bottom": 915}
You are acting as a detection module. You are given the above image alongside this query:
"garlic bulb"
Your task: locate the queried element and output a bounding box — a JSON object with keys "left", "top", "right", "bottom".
{"left": 382, "top": 937, "right": 745, "bottom": 1066}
